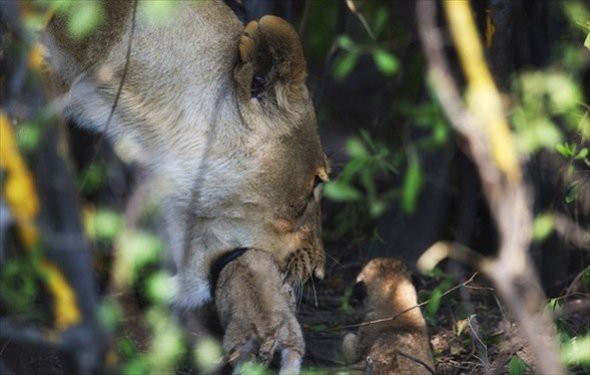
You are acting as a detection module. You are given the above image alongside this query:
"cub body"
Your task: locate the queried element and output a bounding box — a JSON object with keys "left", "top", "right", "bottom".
{"left": 344, "top": 258, "right": 435, "bottom": 374}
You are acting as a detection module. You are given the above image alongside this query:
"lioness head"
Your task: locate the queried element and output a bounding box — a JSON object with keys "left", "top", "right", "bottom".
{"left": 232, "top": 15, "right": 329, "bottom": 283}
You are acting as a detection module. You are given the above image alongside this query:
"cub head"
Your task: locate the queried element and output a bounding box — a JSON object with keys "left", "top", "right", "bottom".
{"left": 232, "top": 16, "right": 329, "bottom": 285}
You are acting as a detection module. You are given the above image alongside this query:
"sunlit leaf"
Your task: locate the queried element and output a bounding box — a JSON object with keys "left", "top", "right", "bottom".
{"left": 372, "top": 49, "right": 399, "bottom": 77}
{"left": 194, "top": 337, "right": 223, "bottom": 373}
{"left": 346, "top": 137, "right": 368, "bottom": 158}
{"left": 561, "top": 334, "right": 590, "bottom": 365}
{"left": 402, "top": 156, "right": 422, "bottom": 215}
{"left": 113, "top": 230, "right": 163, "bottom": 288}
{"left": 333, "top": 52, "right": 359, "bottom": 81}
{"left": 532, "top": 213, "right": 554, "bottom": 242}
{"left": 85, "top": 209, "right": 124, "bottom": 240}
{"left": 337, "top": 35, "right": 356, "bottom": 52}
{"left": 235, "top": 361, "right": 270, "bottom": 375}
{"left": 426, "top": 288, "right": 442, "bottom": 316}
{"left": 67, "top": 1, "right": 103, "bottom": 39}
{"left": 146, "top": 271, "right": 174, "bottom": 304}
{"left": 323, "top": 181, "right": 361, "bottom": 202}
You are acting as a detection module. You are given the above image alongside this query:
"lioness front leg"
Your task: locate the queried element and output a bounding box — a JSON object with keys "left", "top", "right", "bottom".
{"left": 215, "top": 249, "right": 304, "bottom": 374}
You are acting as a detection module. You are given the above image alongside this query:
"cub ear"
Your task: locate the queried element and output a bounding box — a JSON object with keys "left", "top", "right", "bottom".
{"left": 234, "top": 15, "right": 308, "bottom": 109}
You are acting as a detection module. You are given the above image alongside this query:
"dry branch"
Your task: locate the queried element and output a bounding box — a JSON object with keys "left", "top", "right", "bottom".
{"left": 416, "top": 1, "right": 563, "bottom": 373}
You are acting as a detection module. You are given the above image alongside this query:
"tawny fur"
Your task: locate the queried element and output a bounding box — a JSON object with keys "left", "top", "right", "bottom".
{"left": 41, "top": 1, "right": 327, "bottom": 372}
{"left": 216, "top": 249, "right": 303, "bottom": 374}
{"left": 343, "top": 258, "right": 435, "bottom": 374}
{"left": 41, "top": 0, "right": 327, "bottom": 307}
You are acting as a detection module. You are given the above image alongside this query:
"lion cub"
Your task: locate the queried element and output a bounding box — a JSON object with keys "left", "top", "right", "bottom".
{"left": 343, "top": 258, "right": 435, "bottom": 374}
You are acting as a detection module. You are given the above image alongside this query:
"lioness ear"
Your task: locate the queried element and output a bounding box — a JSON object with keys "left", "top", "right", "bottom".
{"left": 234, "top": 15, "right": 307, "bottom": 108}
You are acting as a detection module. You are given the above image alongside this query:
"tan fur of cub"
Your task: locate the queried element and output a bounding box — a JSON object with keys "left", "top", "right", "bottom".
{"left": 343, "top": 258, "right": 435, "bottom": 374}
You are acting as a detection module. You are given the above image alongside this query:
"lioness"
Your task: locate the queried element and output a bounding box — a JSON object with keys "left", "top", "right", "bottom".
{"left": 41, "top": 0, "right": 328, "bottom": 372}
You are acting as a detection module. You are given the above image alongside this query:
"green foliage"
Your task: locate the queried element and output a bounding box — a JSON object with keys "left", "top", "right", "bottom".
{"left": 421, "top": 269, "right": 456, "bottom": 318}
{"left": 145, "top": 271, "right": 174, "bottom": 304}
{"left": 0, "top": 255, "right": 39, "bottom": 315}
{"left": 97, "top": 297, "right": 122, "bottom": 332}
{"left": 193, "top": 337, "right": 223, "bottom": 373}
{"left": 401, "top": 152, "right": 422, "bottom": 215}
{"left": 235, "top": 361, "right": 271, "bottom": 375}
{"left": 17, "top": 122, "right": 42, "bottom": 152}
{"left": 331, "top": 7, "right": 399, "bottom": 81}
{"left": 532, "top": 212, "right": 555, "bottom": 242}
{"left": 85, "top": 209, "right": 124, "bottom": 241}
{"left": 66, "top": 1, "right": 103, "bottom": 38}
{"left": 323, "top": 130, "right": 398, "bottom": 237}
{"left": 340, "top": 286, "right": 354, "bottom": 315}
{"left": 113, "top": 230, "right": 163, "bottom": 288}
{"left": 78, "top": 164, "right": 109, "bottom": 194}
{"left": 582, "top": 266, "right": 590, "bottom": 286}
{"left": 561, "top": 334, "right": 590, "bottom": 366}
{"left": 508, "top": 355, "right": 527, "bottom": 375}
{"left": 511, "top": 71, "right": 584, "bottom": 154}
{"left": 372, "top": 49, "right": 399, "bottom": 76}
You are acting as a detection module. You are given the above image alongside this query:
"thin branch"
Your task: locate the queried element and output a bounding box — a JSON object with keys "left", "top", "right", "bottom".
{"left": 416, "top": 1, "right": 563, "bottom": 373}
{"left": 396, "top": 349, "right": 437, "bottom": 375}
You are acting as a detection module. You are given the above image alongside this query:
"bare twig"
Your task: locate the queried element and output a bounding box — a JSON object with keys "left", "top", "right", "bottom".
{"left": 416, "top": 1, "right": 563, "bottom": 373}
{"left": 396, "top": 349, "right": 437, "bottom": 375}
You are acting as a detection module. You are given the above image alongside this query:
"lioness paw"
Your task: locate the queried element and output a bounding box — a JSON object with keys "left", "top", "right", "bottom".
{"left": 215, "top": 249, "right": 304, "bottom": 374}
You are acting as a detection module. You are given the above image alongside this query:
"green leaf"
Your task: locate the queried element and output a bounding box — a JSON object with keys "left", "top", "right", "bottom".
{"left": 426, "top": 288, "right": 442, "bottom": 316}
{"left": 194, "top": 337, "right": 223, "bottom": 373}
{"left": 86, "top": 209, "right": 124, "bottom": 240}
{"left": 576, "top": 147, "right": 588, "bottom": 160}
{"left": 532, "top": 213, "right": 555, "bottom": 242}
{"left": 374, "top": 7, "right": 388, "bottom": 36}
{"left": 585, "top": 32, "right": 590, "bottom": 50}
{"left": 67, "top": 1, "right": 103, "bottom": 39}
{"left": 146, "top": 272, "right": 174, "bottom": 304}
{"left": 98, "top": 298, "right": 122, "bottom": 332}
{"left": 340, "top": 287, "right": 354, "bottom": 314}
{"left": 401, "top": 156, "right": 422, "bottom": 215}
{"left": 372, "top": 49, "right": 398, "bottom": 76}
{"left": 346, "top": 137, "right": 368, "bottom": 158}
{"left": 333, "top": 53, "right": 359, "bottom": 81}
{"left": 508, "top": 355, "right": 526, "bottom": 375}
{"left": 337, "top": 35, "right": 356, "bottom": 52}
{"left": 323, "top": 181, "right": 361, "bottom": 202}
{"left": 561, "top": 334, "right": 590, "bottom": 365}
{"left": 555, "top": 142, "right": 571, "bottom": 158}
{"left": 17, "top": 123, "right": 42, "bottom": 151}
{"left": 582, "top": 266, "right": 590, "bottom": 285}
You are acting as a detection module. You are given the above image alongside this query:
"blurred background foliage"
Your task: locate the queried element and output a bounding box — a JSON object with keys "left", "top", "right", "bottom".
{"left": 1, "top": 0, "right": 589, "bottom": 373}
